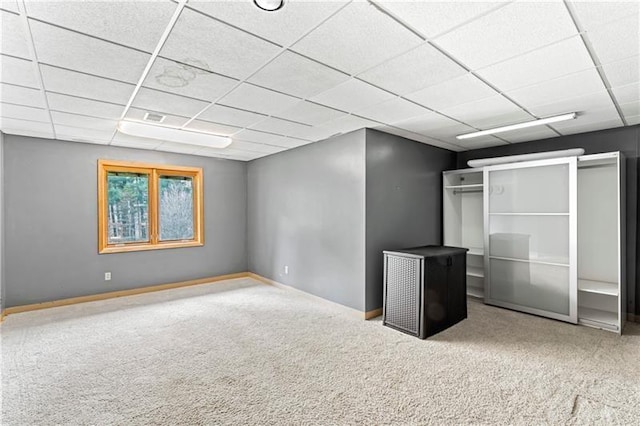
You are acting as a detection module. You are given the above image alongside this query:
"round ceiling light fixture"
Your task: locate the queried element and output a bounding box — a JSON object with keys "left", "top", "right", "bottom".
{"left": 254, "top": 0, "right": 284, "bottom": 12}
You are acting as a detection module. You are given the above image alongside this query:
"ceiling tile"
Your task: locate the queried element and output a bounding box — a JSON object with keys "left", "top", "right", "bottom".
{"left": 40, "top": 64, "right": 134, "bottom": 104}
{"left": 227, "top": 140, "right": 288, "bottom": 154}
{"left": 358, "top": 43, "right": 467, "bottom": 96}
{"left": 626, "top": 115, "right": 640, "bottom": 125}
{"left": 376, "top": 1, "right": 509, "bottom": 39}
{"left": 551, "top": 105, "right": 621, "bottom": 132}
{"left": 528, "top": 90, "right": 615, "bottom": 117}
{"left": 198, "top": 104, "right": 266, "bottom": 128}
{"left": 312, "top": 114, "right": 379, "bottom": 139}
{"left": 405, "top": 73, "right": 496, "bottom": 110}
{"left": 47, "top": 92, "right": 123, "bottom": 120}
{"left": 30, "top": 20, "right": 150, "bottom": 83}
{"left": 0, "top": 116, "right": 54, "bottom": 138}
{"left": 184, "top": 119, "right": 241, "bottom": 136}
{"left": 375, "top": 126, "right": 464, "bottom": 152}
{"left": 291, "top": 2, "right": 422, "bottom": 75}
{"left": 0, "top": 83, "right": 44, "bottom": 108}
{"left": 188, "top": 0, "right": 348, "bottom": 46}
{"left": 218, "top": 83, "right": 300, "bottom": 116}
{"left": 193, "top": 146, "right": 266, "bottom": 160}
{"left": 24, "top": 0, "right": 176, "bottom": 53}
{"left": 233, "top": 128, "right": 295, "bottom": 147}
{"left": 154, "top": 141, "right": 201, "bottom": 154}
{"left": 435, "top": 0, "right": 577, "bottom": 70}
{"left": 507, "top": 68, "right": 606, "bottom": 110}
{"left": 111, "top": 132, "right": 163, "bottom": 150}
{"left": 499, "top": 126, "right": 558, "bottom": 144}
{"left": 248, "top": 51, "right": 349, "bottom": 99}
{"left": 249, "top": 116, "right": 311, "bottom": 135}
{"left": 611, "top": 82, "right": 640, "bottom": 105}
{"left": 355, "top": 97, "right": 429, "bottom": 124}
{"left": 310, "top": 78, "right": 394, "bottom": 113}
{"left": 0, "top": 1, "right": 19, "bottom": 13}
{"left": 619, "top": 100, "right": 640, "bottom": 117}
{"left": 142, "top": 57, "right": 238, "bottom": 102}
{"left": 569, "top": 0, "right": 639, "bottom": 32}
{"left": 131, "top": 87, "right": 209, "bottom": 118}
{"left": 601, "top": 55, "right": 639, "bottom": 88}
{"left": 585, "top": 13, "right": 640, "bottom": 65}
{"left": 455, "top": 136, "right": 508, "bottom": 150}
{"left": 1, "top": 102, "right": 49, "bottom": 122}
{"left": 160, "top": 7, "right": 280, "bottom": 80}
{"left": 1, "top": 10, "right": 31, "bottom": 59}
{"left": 126, "top": 107, "right": 188, "bottom": 128}
{"left": 274, "top": 100, "right": 346, "bottom": 126}
{"left": 51, "top": 111, "right": 117, "bottom": 132}
{"left": 442, "top": 96, "right": 532, "bottom": 129}
{"left": 392, "top": 111, "right": 464, "bottom": 134}
{"left": 0, "top": 55, "right": 39, "bottom": 88}
{"left": 54, "top": 125, "right": 113, "bottom": 144}
{"left": 476, "top": 36, "right": 594, "bottom": 92}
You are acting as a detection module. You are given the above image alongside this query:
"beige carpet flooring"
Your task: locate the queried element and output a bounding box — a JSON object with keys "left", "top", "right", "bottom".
{"left": 1, "top": 277, "right": 639, "bottom": 425}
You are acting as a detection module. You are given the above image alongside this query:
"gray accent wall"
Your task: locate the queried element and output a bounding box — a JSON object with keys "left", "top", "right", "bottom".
{"left": 457, "top": 125, "right": 640, "bottom": 316}
{"left": 248, "top": 130, "right": 367, "bottom": 311}
{"left": 365, "top": 129, "right": 456, "bottom": 311}
{"left": 3, "top": 135, "right": 247, "bottom": 307}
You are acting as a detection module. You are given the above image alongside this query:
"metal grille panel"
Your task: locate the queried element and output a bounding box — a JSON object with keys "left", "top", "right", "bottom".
{"left": 384, "top": 255, "right": 420, "bottom": 335}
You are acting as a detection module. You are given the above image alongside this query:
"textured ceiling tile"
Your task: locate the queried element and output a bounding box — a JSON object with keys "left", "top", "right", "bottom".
{"left": 611, "top": 82, "right": 640, "bottom": 105}
{"left": 160, "top": 8, "right": 280, "bottom": 80}
{"left": 217, "top": 83, "right": 300, "bottom": 116}
{"left": 507, "top": 68, "right": 606, "bottom": 110}
{"left": 24, "top": 1, "right": 176, "bottom": 53}
{"left": 131, "top": 87, "right": 209, "bottom": 118}
{"left": 377, "top": 1, "right": 509, "bottom": 39}
{"left": 455, "top": 136, "right": 508, "bottom": 150}
{"left": 358, "top": 43, "right": 467, "bottom": 96}
{"left": 125, "top": 107, "right": 188, "bottom": 128}
{"left": 374, "top": 126, "right": 464, "bottom": 151}
{"left": 569, "top": 0, "right": 639, "bottom": 32}
{"left": 51, "top": 111, "right": 118, "bottom": 132}
{"left": 310, "top": 78, "right": 395, "bottom": 113}
{"left": 248, "top": 51, "right": 349, "bottom": 99}
{"left": 249, "top": 116, "right": 311, "bottom": 135}
{"left": 355, "top": 97, "right": 429, "bottom": 124}
{"left": 0, "top": 55, "right": 39, "bottom": 88}
{"left": 0, "top": 1, "right": 19, "bottom": 13}
{"left": 274, "top": 100, "right": 346, "bottom": 126}
{"left": 619, "top": 100, "right": 640, "bottom": 117}
{"left": 142, "top": 57, "right": 238, "bottom": 102}
{"left": 476, "top": 36, "right": 595, "bottom": 92}
{"left": 188, "top": 0, "right": 348, "bottom": 46}
{"left": 40, "top": 65, "right": 134, "bottom": 104}
{"left": 435, "top": 0, "right": 577, "bottom": 70}
{"left": 551, "top": 105, "right": 621, "bottom": 131}
{"left": 185, "top": 119, "right": 241, "bottom": 136}
{"left": 30, "top": 20, "right": 150, "bottom": 83}
{"left": 47, "top": 92, "right": 124, "bottom": 120}
{"left": 498, "top": 126, "right": 558, "bottom": 143}
{"left": 0, "top": 117, "right": 54, "bottom": 138}
{"left": 601, "top": 55, "right": 639, "bottom": 88}
{"left": 1, "top": 10, "right": 31, "bottom": 59}
{"left": 312, "top": 114, "right": 379, "bottom": 138}
{"left": 441, "top": 96, "right": 532, "bottom": 129}
{"left": 233, "top": 128, "right": 293, "bottom": 146}
{"left": 405, "top": 73, "right": 496, "bottom": 110}
{"left": 0, "top": 102, "right": 49, "bottom": 122}
{"left": 0, "top": 83, "right": 44, "bottom": 108}
{"left": 198, "top": 104, "right": 267, "bottom": 128}
{"left": 291, "top": 2, "right": 422, "bottom": 75}
{"left": 227, "top": 140, "right": 288, "bottom": 155}
{"left": 392, "top": 111, "right": 464, "bottom": 134}
{"left": 585, "top": 13, "right": 640, "bottom": 65}
{"left": 527, "top": 90, "right": 615, "bottom": 117}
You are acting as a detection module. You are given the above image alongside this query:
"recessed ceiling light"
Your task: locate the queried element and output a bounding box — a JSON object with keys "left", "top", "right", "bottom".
{"left": 117, "top": 120, "right": 232, "bottom": 149}
{"left": 456, "top": 112, "right": 577, "bottom": 140}
{"left": 254, "top": 0, "right": 284, "bottom": 12}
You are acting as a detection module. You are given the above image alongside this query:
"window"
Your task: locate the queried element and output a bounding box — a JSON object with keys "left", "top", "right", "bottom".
{"left": 98, "top": 160, "right": 203, "bottom": 253}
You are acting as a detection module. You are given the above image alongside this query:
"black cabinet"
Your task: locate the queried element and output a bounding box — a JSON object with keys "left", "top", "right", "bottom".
{"left": 382, "top": 246, "right": 468, "bottom": 339}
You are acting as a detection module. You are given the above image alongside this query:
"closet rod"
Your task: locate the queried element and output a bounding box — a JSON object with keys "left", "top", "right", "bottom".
{"left": 453, "top": 189, "right": 483, "bottom": 195}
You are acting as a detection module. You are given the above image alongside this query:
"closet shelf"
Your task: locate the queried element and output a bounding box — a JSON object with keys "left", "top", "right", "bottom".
{"left": 467, "top": 248, "right": 484, "bottom": 256}
{"left": 578, "top": 279, "right": 618, "bottom": 296}
{"left": 467, "top": 266, "right": 484, "bottom": 278}
{"left": 444, "top": 184, "right": 483, "bottom": 189}
{"left": 578, "top": 307, "right": 618, "bottom": 329}
{"left": 467, "top": 286, "right": 484, "bottom": 299}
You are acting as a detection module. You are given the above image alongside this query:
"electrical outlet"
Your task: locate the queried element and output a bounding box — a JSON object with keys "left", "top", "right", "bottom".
{"left": 284, "top": 265, "right": 289, "bottom": 275}
{"left": 104, "top": 272, "right": 111, "bottom": 281}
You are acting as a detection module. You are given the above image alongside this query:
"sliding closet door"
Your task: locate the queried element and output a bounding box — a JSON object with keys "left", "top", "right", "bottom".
{"left": 483, "top": 157, "right": 577, "bottom": 323}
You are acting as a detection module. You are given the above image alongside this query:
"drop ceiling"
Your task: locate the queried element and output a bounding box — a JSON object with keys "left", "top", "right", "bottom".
{"left": 0, "top": 0, "right": 638, "bottom": 161}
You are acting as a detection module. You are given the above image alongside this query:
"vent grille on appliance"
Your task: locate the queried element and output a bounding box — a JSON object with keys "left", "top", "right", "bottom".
{"left": 143, "top": 112, "right": 166, "bottom": 123}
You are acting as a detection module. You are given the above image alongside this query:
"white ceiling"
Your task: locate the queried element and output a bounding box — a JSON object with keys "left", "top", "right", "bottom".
{"left": 1, "top": 0, "right": 639, "bottom": 161}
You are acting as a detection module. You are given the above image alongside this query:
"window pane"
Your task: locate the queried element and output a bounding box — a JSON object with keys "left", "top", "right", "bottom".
{"left": 107, "top": 172, "right": 149, "bottom": 244}
{"left": 159, "top": 175, "right": 194, "bottom": 241}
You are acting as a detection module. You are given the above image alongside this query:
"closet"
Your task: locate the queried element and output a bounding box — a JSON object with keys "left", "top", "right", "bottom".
{"left": 443, "top": 151, "right": 625, "bottom": 333}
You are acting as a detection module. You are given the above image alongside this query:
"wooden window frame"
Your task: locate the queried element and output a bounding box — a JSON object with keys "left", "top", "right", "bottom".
{"left": 98, "top": 160, "right": 204, "bottom": 254}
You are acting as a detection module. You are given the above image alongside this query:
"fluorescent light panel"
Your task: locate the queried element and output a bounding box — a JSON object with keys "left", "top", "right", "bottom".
{"left": 117, "top": 120, "right": 232, "bottom": 148}
{"left": 456, "top": 112, "right": 577, "bottom": 140}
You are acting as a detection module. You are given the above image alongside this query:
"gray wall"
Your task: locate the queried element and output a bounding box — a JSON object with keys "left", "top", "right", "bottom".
{"left": 247, "top": 130, "right": 366, "bottom": 311}
{"left": 365, "top": 129, "right": 456, "bottom": 311}
{"left": 1, "top": 131, "right": 4, "bottom": 312}
{"left": 457, "top": 125, "right": 640, "bottom": 316}
{"left": 3, "top": 135, "right": 247, "bottom": 307}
